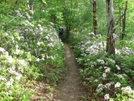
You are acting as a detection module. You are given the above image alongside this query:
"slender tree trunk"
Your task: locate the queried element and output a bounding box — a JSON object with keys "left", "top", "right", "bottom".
{"left": 106, "top": 0, "right": 115, "bottom": 55}
{"left": 119, "top": 7, "right": 122, "bottom": 37}
{"left": 122, "top": 0, "right": 128, "bottom": 39}
{"left": 92, "top": 0, "right": 98, "bottom": 35}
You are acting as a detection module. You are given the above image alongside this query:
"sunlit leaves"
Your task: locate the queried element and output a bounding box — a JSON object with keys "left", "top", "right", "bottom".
{"left": 42, "top": 0, "right": 47, "bottom": 4}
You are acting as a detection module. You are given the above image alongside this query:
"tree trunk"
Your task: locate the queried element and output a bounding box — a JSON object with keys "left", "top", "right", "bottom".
{"left": 92, "top": 0, "right": 98, "bottom": 35}
{"left": 106, "top": 0, "right": 115, "bottom": 55}
{"left": 122, "top": 0, "right": 128, "bottom": 39}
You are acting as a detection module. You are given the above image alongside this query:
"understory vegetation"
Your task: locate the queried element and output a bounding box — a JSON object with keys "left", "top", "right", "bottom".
{"left": 1, "top": 0, "right": 134, "bottom": 101}
{"left": 68, "top": 32, "right": 134, "bottom": 101}
{"left": 0, "top": 9, "right": 65, "bottom": 101}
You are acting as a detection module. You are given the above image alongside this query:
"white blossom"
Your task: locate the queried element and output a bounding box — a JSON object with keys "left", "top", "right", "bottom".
{"left": 5, "top": 90, "right": 12, "bottom": 96}
{"left": 18, "top": 59, "right": 25, "bottom": 64}
{"left": 98, "top": 84, "right": 103, "bottom": 87}
{"left": 0, "top": 76, "right": 6, "bottom": 81}
{"left": 99, "top": 66, "right": 103, "bottom": 69}
{"left": 104, "top": 94, "right": 110, "bottom": 100}
{"left": 15, "top": 49, "right": 21, "bottom": 54}
{"left": 105, "top": 83, "right": 112, "bottom": 89}
{"left": 40, "top": 27, "right": 43, "bottom": 31}
{"left": 45, "top": 36, "right": 49, "bottom": 39}
{"left": 121, "top": 86, "right": 133, "bottom": 95}
{"left": 47, "top": 43, "right": 54, "bottom": 47}
{"left": 37, "top": 41, "right": 42, "bottom": 46}
{"left": 5, "top": 32, "right": 8, "bottom": 36}
{"left": 36, "top": 58, "right": 40, "bottom": 61}
{"left": 115, "top": 48, "right": 121, "bottom": 54}
{"left": 96, "top": 84, "right": 104, "bottom": 92}
{"left": 16, "top": 73, "right": 22, "bottom": 80}
{"left": 97, "top": 59, "right": 105, "bottom": 64}
{"left": 114, "top": 82, "right": 121, "bottom": 88}
{"left": 105, "top": 67, "right": 111, "bottom": 73}
{"left": 5, "top": 78, "right": 14, "bottom": 86}
{"left": 17, "top": 59, "right": 27, "bottom": 67}
{"left": 4, "top": 51, "right": 9, "bottom": 56}
{"left": 0, "top": 47, "right": 5, "bottom": 54}
{"left": 94, "top": 79, "right": 99, "bottom": 82}
{"left": 7, "top": 56, "right": 14, "bottom": 64}
{"left": 102, "top": 73, "right": 107, "bottom": 78}
{"left": 128, "top": 98, "right": 134, "bottom": 101}
{"left": 15, "top": 45, "right": 19, "bottom": 48}
{"left": 122, "top": 86, "right": 132, "bottom": 91}
{"left": 104, "top": 66, "right": 110, "bottom": 69}
{"left": 114, "top": 74, "right": 125, "bottom": 79}
{"left": 116, "top": 65, "right": 121, "bottom": 70}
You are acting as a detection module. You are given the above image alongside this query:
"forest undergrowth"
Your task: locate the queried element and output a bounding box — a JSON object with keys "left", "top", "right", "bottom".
{"left": 1, "top": 0, "right": 134, "bottom": 101}
{"left": 0, "top": 9, "right": 66, "bottom": 100}
{"left": 68, "top": 31, "right": 134, "bottom": 101}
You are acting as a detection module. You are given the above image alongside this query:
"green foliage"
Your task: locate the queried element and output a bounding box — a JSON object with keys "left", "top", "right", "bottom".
{"left": 0, "top": 84, "right": 32, "bottom": 101}
{"left": 68, "top": 26, "right": 134, "bottom": 100}
{"left": 1, "top": 0, "right": 134, "bottom": 100}
{"left": 74, "top": 48, "right": 82, "bottom": 57}
{"left": 0, "top": 0, "right": 66, "bottom": 100}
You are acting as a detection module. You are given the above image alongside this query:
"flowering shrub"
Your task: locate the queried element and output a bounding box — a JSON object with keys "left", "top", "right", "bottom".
{"left": 71, "top": 32, "right": 134, "bottom": 100}
{"left": 0, "top": 9, "right": 64, "bottom": 100}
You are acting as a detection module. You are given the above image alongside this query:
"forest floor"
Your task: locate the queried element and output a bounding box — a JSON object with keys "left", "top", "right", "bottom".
{"left": 31, "top": 44, "right": 87, "bottom": 101}
{"left": 52, "top": 44, "right": 86, "bottom": 101}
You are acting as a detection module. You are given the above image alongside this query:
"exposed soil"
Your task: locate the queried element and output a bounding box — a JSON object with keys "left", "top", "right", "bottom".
{"left": 52, "top": 44, "right": 86, "bottom": 101}
{"left": 31, "top": 44, "right": 86, "bottom": 101}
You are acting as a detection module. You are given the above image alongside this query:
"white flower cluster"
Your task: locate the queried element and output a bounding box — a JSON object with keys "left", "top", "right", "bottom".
{"left": 0, "top": 47, "right": 5, "bottom": 54}
{"left": 97, "top": 59, "right": 105, "bottom": 65}
{"left": 76, "top": 38, "right": 105, "bottom": 56}
{"left": 96, "top": 82, "right": 115, "bottom": 93}
{"left": 0, "top": 49, "right": 29, "bottom": 87}
{"left": 114, "top": 82, "right": 121, "bottom": 88}
{"left": 121, "top": 86, "right": 134, "bottom": 95}
{"left": 96, "top": 83, "right": 104, "bottom": 92}
{"left": 109, "top": 86, "right": 134, "bottom": 101}
{"left": 85, "top": 42, "right": 105, "bottom": 55}
{"left": 116, "top": 47, "right": 134, "bottom": 56}
{"left": 114, "top": 74, "right": 127, "bottom": 80}
{"left": 104, "top": 93, "right": 110, "bottom": 100}
{"left": 104, "top": 66, "right": 111, "bottom": 73}
{"left": 73, "top": 32, "right": 134, "bottom": 100}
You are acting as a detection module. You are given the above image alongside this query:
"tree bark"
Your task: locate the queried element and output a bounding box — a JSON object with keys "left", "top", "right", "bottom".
{"left": 122, "top": 0, "right": 128, "bottom": 39}
{"left": 92, "top": 0, "right": 98, "bottom": 35}
{"left": 106, "top": 0, "right": 115, "bottom": 55}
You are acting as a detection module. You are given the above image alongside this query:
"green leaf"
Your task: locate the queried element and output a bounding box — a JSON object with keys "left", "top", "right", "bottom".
{"left": 42, "top": 0, "right": 47, "bottom": 4}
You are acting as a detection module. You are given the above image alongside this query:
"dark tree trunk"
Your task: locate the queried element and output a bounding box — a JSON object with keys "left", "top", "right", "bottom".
{"left": 92, "top": 0, "right": 98, "bottom": 35}
{"left": 122, "top": 0, "right": 128, "bottom": 39}
{"left": 106, "top": 0, "right": 115, "bottom": 55}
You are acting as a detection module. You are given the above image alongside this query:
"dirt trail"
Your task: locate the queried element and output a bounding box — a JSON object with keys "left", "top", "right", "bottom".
{"left": 52, "top": 44, "right": 86, "bottom": 101}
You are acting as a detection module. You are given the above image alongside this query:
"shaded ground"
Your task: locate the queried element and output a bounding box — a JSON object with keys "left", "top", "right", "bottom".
{"left": 52, "top": 44, "right": 86, "bottom": 101}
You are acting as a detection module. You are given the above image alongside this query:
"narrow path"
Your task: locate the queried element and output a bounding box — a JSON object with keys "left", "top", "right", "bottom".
{"left": 52, "top": 44, "right": 86, "bottom": 101}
